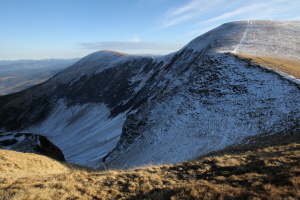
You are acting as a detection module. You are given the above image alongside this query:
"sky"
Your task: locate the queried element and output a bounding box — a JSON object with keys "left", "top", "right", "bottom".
{"left": 1, "top": 0, "right": 300, "bottom": 60}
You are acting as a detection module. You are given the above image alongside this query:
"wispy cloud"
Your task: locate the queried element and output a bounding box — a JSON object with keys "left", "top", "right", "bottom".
{"left": 163, "top": 13, "right": 195, "bottom": 28}
{"left": 78, "top": 41, "right": 184, "bottom": 51}
{"left": 199, "top": 3, "right": 268, "bottom": 25}
{"left": 166, "top": 0, "right": 199, "bottom": 17}
{"left": 203, "top": 0, "right": 300, "bottom": 24}
{"left": 177, "top": 25, "right": 217, "bottom": 38}
{"left": 161, "top": 0, "right": 300, "bottom": 30}
{"left": 130, "top": 36, "right": 140, "bottom": 42}
{"left": 161, "top": 0, "right": 225, "bottom": 28}
{"left": 289, "top": 16, "right": 300, "bottom": 21}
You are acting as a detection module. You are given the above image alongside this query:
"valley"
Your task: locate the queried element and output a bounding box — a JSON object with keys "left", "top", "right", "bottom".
{"left": 0, "top": 59, "right": 79, "bottom": 95}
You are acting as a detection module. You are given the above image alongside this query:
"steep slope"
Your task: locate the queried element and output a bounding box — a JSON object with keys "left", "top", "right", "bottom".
{"left": 0, "top": 21, "right": 299, "bottom": 169}
{"left": 0, "top": 51, "right": 165, "bottom": 167}
{"left": 103, "top": 21, "right": 300, "bottom": 168}
{"left": 189, "top": 20, "right": 300, "bottom": 80}
{"left": 104, "top": 52, "right": 299, "bottom": 169}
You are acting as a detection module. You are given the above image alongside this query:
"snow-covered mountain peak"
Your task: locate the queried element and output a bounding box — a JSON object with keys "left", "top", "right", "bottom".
{"left": 50, "top": 21, "right": 300, "bottom": 86}
{"left": 184, "top": 21, "right": 300, "bottom": 63}
{"left": 230, "top": 21, "right": 300, "bottom": 63}
{"left": 51, "top": 50, "right": 147, "bottom": 84}
{"left": 184, "top": 21, "right": 246, "bottom": 54}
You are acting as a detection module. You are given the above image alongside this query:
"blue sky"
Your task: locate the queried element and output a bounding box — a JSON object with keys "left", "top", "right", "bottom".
{"left": 1, "top": 0, "right": 299, "bottom": 60}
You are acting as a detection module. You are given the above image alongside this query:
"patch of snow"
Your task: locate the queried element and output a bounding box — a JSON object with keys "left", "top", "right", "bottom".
{"left": 258, "top": 64, "right": 300, "bottom": 85}
{"left": 0, "top": 133, "right": 27, "bottom": 150}
{"left": 230, "top": 21, "right": 300, "bottom": 63}
{"left": 23, "top": 100, "right": 126, "bottom": 168}
{"left": 185, "top": 21, "right": 247, "bottom": 54}
{"left": 232, "top": 21, "right": 253, "bottom": 54}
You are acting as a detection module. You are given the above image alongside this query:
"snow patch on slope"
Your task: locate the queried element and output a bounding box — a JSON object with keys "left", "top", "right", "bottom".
{"left": 24, "top": 100, "right": 126, "bottom": 168}
{"left": 232, "top": 21, "right": 253, "bottom": 54}
{"left": 230, "top": 21, "right": 300, "bottom": 62}
{"left": 185, "top": 21, "right": 247, "bottom": 54}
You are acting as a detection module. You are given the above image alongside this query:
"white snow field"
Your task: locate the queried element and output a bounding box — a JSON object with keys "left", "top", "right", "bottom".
{"left": 25, "top": 101, "right": 127, "bottom": 167}
{"left": 231, "top": 21, "right": 300, "bottom": 63}
{"left": 186, "top": 21, "right": 300, "bottom": 62}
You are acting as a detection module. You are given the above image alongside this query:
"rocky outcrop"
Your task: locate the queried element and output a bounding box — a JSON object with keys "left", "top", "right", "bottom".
{"left": 0, "top": 133, "right": 65, "bottom": 161}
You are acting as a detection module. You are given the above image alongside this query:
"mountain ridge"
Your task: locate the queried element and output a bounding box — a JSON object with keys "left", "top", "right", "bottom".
{"left": 0, "top": 20, "right": 299, "bottom": 169}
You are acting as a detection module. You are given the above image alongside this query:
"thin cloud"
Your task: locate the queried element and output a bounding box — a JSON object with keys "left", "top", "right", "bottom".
{"left": 161, "top": 0, "right": 300, "bottom": 30}
{"left": 226, "top": 1, "right": 299, "bottom": 22}
{"left": 289, "top": 16, "right": 300, "bottom": 21}
{"left": 161, "top": 0, "right": 225, "bottom": 28}
{"left": 78, "top": 41, "right": 184, "bottom": 51}
{"left": 163, "top": 14, "right": 195, "bottom": 28}
{"left": 178, "top": 25, "right": 218, "bottom": 38}
{"left": 221, "top": 1, "right": 299, "bottom": 22}
{"left": 130, "top": 36, "right": 140, "bottom": 42}
{"left": 165, "top": 0, "right": 199, "bottom": 17}
{"left": 199, "top": 3, "right": 268, "bottom": 25}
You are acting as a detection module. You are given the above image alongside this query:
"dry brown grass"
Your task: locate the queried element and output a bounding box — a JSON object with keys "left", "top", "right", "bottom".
{"left": 103, "top": 50, "right": 131, "bottom": 57}
{"left": 0, "top": 149, "right": 70, "bottom": 179}
{"left": 1, "top": 132, "right": 300, "bottom": 199}
{"left": 236, "top": 53, "right": 300, "bottom": 79}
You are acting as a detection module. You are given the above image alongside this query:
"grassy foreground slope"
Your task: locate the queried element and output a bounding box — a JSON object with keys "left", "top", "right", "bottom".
{"left": 1, "top": 131, "right": 299, "bottom": 200}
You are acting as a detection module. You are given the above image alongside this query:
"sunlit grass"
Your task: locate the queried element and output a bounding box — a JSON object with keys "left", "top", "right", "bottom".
{"left": 236, "top": 54, "right": 300, "bottom": 79}
{"left": 103, "top": 50, "right": 131, "bottom": 57}
{"left": 1, "top": 130, "right": 300, "bottom": 199}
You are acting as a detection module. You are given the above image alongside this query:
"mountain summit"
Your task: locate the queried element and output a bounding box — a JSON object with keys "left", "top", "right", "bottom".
{"left": 0, "top": 21, "right": 299, "bottom": 169}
